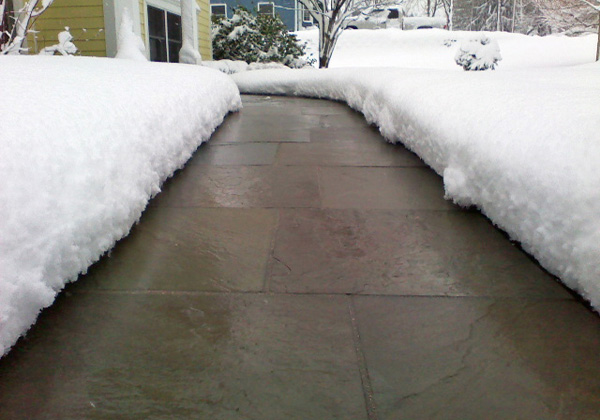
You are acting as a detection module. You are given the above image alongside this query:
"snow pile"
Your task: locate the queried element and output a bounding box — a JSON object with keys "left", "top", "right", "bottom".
{"left": 115, "top": 9, "right": 147, "bottom": 61}
{"left": 455, "top": 35, "right": 502, "bottom": 70}
{"left": 202, "top": 60, "right": 304, "bottom": 75}
{"left": 248, "top": 61, "right": 290, "bottom": 71}
{"left": 294, "top": 28, "right": 597, "bottom": 69}
{"left": 232, "top": 62, "right": 600, "bottom": 309}
{"left": 0, "top": 56, "right": 241, "bottom": 356}
{"left": 202, "top": 59, "right": 249, "bottom": 74}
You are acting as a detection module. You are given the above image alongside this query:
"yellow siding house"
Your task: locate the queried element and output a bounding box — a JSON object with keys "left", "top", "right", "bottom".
{"left": 25, "top": 0, "right": 212, "bottom": 60}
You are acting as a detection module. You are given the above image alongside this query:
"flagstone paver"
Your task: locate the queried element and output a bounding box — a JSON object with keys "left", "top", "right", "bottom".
{"left": 1, "top": 95, "right": 600, "bottom": 420}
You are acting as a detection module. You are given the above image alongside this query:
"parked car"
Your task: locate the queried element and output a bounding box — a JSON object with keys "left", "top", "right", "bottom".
{"left": 402, "top": 16, "right": 447, "bottom": 30}
{"left": 344, "top": 6, "right": 403, "bottom": 30}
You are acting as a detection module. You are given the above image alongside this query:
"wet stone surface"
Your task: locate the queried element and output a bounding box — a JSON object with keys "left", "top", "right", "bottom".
{"left": 1, "top": 94, "right": 598, "bottom": 420}
{"left": 0, "top": 293, "right": 366, "bottom": 420}
{"left": 151, "top": 165, "right": 321, "bottom": 208}
{"left": 76, "top": 207, "right": 277, "bottom": 292}
{"left": 319, "top": 167, "right": 458, "bottom": 210}
{"left": 353, "top": 297, "right": 600, "bottom": 419}
{"left": 269, "top": 209, "right": 570, "bottom": 298}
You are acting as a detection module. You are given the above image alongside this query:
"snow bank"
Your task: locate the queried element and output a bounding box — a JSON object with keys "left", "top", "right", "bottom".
{"left": 202, "top": 59, "right": 250, "bottom": 74}
{"left": 232, "top": 63, "right": 600, "bottom": 309}
{"left": 295, "top": 28, "right": 598, "bottom": 69}
{"left": 202, "top": 60, "right": 291, "bottom": 74}
{"left": 0, "top": 56, "right": 241, "bottom": 356}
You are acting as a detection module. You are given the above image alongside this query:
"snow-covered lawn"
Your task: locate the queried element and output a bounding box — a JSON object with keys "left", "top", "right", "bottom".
{"left": 233, "top": 29, "right": 600, "bottom": 310}
{"left": 298, "top": 28, "right": 598, "bottom": 69}
{"left": 0, "top": 56, "right": 241, "bottom": 356}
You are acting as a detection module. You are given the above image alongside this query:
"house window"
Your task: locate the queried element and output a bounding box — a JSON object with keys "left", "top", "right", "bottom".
{"left": 257, "top": 2, "right": 275, "bottom": 16}
{"left": 211, "top": 4, "right": 227, "bottom": 18}
{"left": 302, "top": 5, "right": 311, "bottom": 22}
{"left": 147, "top": 5, "right": 182, "bottom": 63}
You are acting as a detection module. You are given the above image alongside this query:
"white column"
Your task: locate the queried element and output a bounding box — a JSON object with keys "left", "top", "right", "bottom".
{"left": 179, "top": 0, "right": 202, "bottom": 63}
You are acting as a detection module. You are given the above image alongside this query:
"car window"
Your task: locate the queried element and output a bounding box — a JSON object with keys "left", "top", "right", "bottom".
{"left": 388, "top": 9, "right": 399, "bottom": 19}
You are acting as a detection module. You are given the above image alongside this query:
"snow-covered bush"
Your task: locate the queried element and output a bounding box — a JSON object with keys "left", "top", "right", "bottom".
{"left": 38, "top": 27, "right": 77, "bottom": 56}
{"left": 455, "top": 35, "right": 502, "bottom": 71}
{"left": 212, "top": 7, "right": 308, "bottom": 66}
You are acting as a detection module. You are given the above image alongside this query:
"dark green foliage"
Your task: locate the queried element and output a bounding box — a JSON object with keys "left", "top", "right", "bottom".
{"left": 212, "top": 6, "right": 306, "bottom": 65}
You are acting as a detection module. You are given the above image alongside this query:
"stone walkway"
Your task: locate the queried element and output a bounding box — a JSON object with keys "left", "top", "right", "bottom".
{"left": 2, "top": 95, "right": 600, "bottom": 419}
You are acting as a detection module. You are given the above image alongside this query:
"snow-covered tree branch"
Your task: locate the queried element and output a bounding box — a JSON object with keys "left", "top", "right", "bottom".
{"left": 1, "top": 0, "right": 55, "bottom": 54}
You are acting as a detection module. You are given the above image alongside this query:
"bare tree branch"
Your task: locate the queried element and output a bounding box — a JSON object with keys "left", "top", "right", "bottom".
{"left": 298, "top": 0, "right": 397, "bottom": 67}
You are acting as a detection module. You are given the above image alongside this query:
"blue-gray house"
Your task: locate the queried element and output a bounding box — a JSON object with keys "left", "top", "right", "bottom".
{"left": 210, "top": 0, "right": 315, "bottom": 31}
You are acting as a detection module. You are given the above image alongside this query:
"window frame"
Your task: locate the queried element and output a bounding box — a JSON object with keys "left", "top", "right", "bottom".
{"left": 257, "top": 2, "right": 275, "bottom": 16}
{"left": 210, "top": 3, "right": 228, "bottom": 18}
{"left": 145, "top": 0, "right": 200, "bottom": 59}
{"left": 146, "top": 4, "right": 182, "bottom": 63}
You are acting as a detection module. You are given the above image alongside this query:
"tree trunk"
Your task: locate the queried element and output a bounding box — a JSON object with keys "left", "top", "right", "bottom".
{"left": 497, "top": 0, "right": 501, "bottom": 31}
{"left": 597, "top": 11, "right": 599, "bottom": 61}
{"left": 511, "top": 0, "right": 517, "bottom": 32}
{"left": 318, "top": 23, "right": 332, "bottom": 68}
{"left": 319, "top": 39, "right": 331, "bottom": 68}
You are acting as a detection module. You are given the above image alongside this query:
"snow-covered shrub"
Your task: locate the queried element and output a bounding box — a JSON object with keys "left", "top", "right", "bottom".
{"left": 38, "top": 27, "right": 77, "bottom": 56}
{"left": 212, "top": 7, "right": 307, "bottom": 65}
{"left": 455, "top": 35, "right": 502, "bottom": 71}
{"left": 443, "top": 38, "right": 457, "bottom": 47}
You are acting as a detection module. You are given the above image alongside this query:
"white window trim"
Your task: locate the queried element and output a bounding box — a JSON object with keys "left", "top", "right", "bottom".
{"left": 146, "top": 0, "right": 182, "bottom": 15}
{"left": 210, "top": 3, "right": 228, "bottom": 18}
{"left": 144, "top": 0, "right": 200, "bottom": 52}
{"left": 294, "top": 0, "right": 298, "bottom": 31}
{"left": 257, "top": 2, "right": 275, "bottom": 16}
